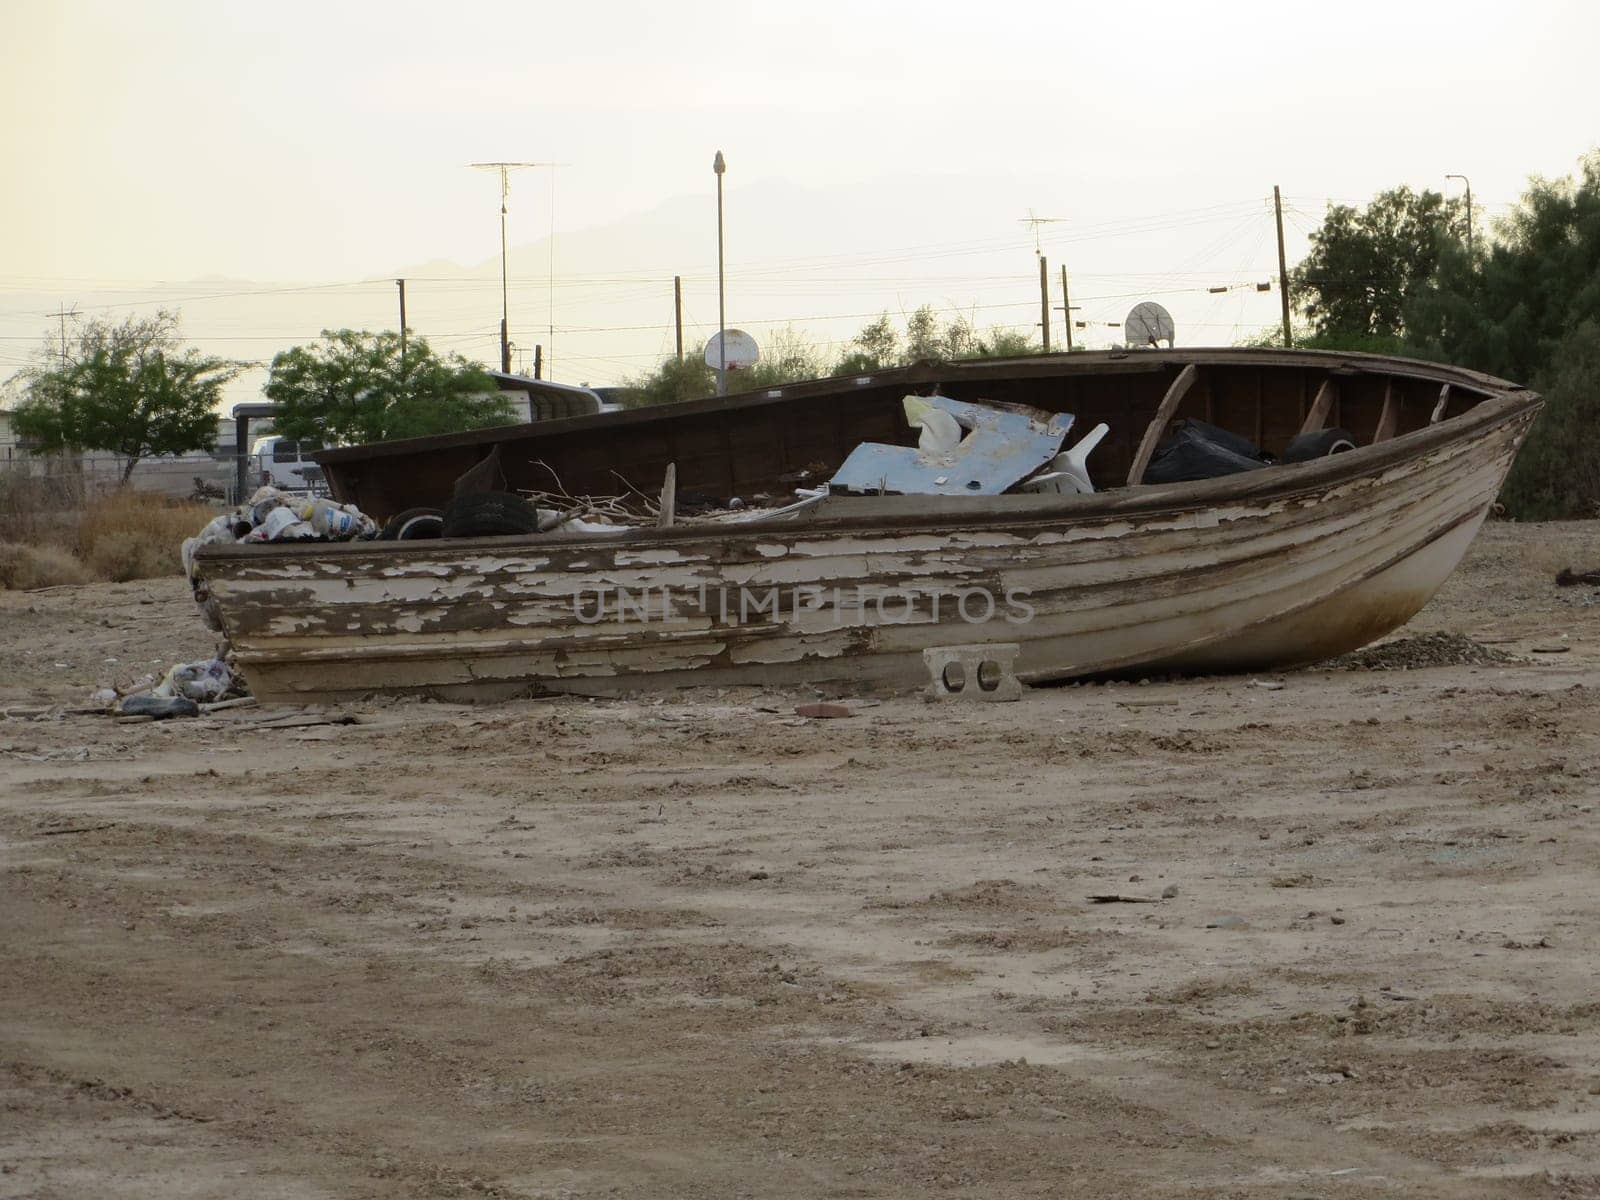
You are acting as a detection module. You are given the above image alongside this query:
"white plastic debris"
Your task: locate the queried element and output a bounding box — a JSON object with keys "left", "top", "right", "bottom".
{"left": 1021, "top": 422, "right": 1110, "bottom": 496}
{"left": 248, "top": 506, "right": 314, "bottom": 542}
{"left": 903, "top": 396, "right": 964, "bottom": 454}
{"left": 152, "top": 657, "right": 235, "bottom": 703}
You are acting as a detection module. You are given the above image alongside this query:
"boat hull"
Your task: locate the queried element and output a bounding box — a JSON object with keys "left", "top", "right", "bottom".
{"left": 197, "top": 392, "right": 1537, "bottom": 703}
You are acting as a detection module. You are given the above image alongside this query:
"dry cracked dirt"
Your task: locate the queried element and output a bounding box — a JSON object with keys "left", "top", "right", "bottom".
{"left": 3, "top": 520, "right": 1600, "bottom": 1198}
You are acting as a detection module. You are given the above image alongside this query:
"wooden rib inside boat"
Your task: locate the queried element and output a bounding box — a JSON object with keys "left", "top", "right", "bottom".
{"left": 190, "top": 348, "right": 1541, "bottom": 703}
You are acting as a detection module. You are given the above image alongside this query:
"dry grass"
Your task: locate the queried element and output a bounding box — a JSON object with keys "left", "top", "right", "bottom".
{"left": 76, "top": 492, "right": 214, "bottom": 582}
{"left": 0, "top": 471, "right": 216, "bottom": 589}
{"left": 0, "top": 543, "right": 92, "bottom": 589}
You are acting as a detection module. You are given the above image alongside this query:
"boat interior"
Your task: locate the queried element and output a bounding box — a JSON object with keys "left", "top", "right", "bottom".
{"left": 315, "top": 350, "right": 1514, "bottom": 522}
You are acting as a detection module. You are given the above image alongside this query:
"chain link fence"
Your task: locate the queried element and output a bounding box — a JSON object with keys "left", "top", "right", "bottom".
{"left": 0, "top": 450, "right": 328, "bottom": 505}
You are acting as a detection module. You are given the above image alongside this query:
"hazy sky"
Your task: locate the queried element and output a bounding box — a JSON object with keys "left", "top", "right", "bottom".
{"left": 2, "top": 0, "right": 1596, "bottom": 395}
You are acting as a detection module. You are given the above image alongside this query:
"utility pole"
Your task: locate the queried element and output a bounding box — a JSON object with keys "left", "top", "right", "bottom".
{"left": 673, "top": 275, "right": 684, "bottom": 362}
{"left": 1446, "top": 174, "right": 1473, "bottom": 256}
{"left": 396, "top": 278, "right": 408, "bottom": 359}
{"left": 1039, "top": 255, "right": 1051, "bottom": 353}
{"left": 533, "top": 344, "right": 543, "bottom": 380}
{"left": 1273, "top": 186, "right": 1293, "bottom": 348}
{"left": 714, "top": 150, "right": 728, "bottom": 396}
{"left": 1059, "top": 265, "right": 1075, "bottom": 351}
{"left": 54, "top": 303, "right": 76, "bottom": 365}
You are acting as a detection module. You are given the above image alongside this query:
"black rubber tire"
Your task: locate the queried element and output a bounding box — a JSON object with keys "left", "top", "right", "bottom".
{"left": 378, "top": 507, "right": 445, "bottom": 541}
{"left": 1282, "top": 427, "right": 1357, "bottom": 464}
{"left": 441, "top": 491, "right": 540, "bottom": 539}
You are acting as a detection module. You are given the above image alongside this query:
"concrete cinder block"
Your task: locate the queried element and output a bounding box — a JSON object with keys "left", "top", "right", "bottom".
{"left": 922, "top": 643, "right": 1023, "bottom": 702}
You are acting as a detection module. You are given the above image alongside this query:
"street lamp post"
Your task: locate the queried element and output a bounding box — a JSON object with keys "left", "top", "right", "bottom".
{"left": 714, "top": 150, "right": 727, "bottom": 396}
{"left": 1446, "top": 173, "right": 1473, "bottom": 256}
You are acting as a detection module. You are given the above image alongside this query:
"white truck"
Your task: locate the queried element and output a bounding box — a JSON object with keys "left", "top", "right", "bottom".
{"left": 251, "top": 436, "right": 328, "bottom": 495}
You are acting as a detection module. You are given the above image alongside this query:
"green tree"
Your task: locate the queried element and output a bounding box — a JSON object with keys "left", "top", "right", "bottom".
{"left": 904, "top": 305, "right": 944, "bottom": 361}
{"left": 264, "top": 330, "right": 512, "bottom": 445}
{"left": 1407, "top": 154, "right": 1600, "bottom": 384}
{"left": 618, "top": 349, "right": 715, "bottom": 409}
{"left": 11, "top": 310, "right": 243, "bottom": 484}
{"left": 968, "top": 327, "right": 1036, "bottom": 358}
{"left": 1498, "top": 321, "right": 1600, "bottom": 519}
{"left": 1233, "top": 323, "right": 1427, "bottom": 357}
{"left": 834, "top": 307, "right": 1031, "bottom": 374}
{"left": 741, "top": 326, "right": 827, "bottom": 388}
{"left": 833, "top": 312, "right": 901, "bottom": 376}
{"left": 620, "top": 328, "right": 830, "bottom": 410}
{"left": 1292, "top": 186, "right": 1464, "bottom": 339}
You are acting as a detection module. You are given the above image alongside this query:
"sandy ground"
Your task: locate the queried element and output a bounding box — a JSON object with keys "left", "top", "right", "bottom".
{"left": 3, "top": 520, "right": 1600, "bottom": 1199}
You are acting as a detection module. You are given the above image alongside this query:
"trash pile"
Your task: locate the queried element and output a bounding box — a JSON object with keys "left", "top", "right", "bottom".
{"left": 183, "top": 486, "right": 378, "bottom": 561}
{"left": 96, "top": 655, "right": 252, "bottom": 720}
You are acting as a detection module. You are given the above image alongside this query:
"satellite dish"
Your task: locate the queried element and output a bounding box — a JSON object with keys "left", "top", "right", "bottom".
{"left": 1124, "top": 302, "right": 1176, "bottom": 349}
{"left": 704, "top": 329, "right": 760, "bottom": 371}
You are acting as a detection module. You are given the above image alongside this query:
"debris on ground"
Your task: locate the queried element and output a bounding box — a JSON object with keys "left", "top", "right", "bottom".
{"left": 118, "top": 695, "right": 200, "bottom": 720}
{"left": 794, "top": 702, "right": 857, "bottom": 719}
{"left": 153, "top": 657, "right": 242, "bottom": 704}
{"left": 1555, "top": 567, "right": 1600, "bottom": 586}
{"left": 1322, "top": 632, "right": 1517, "bottom": 671}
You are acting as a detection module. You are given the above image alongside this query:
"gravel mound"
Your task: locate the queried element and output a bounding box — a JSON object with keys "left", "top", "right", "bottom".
{"left": 1323, "top": 632, "right": 1517, "bottom": 671}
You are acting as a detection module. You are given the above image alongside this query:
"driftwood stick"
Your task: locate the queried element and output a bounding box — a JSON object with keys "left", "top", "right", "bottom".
{"left": 1126, "top": 363, "right": 1198, "bottom": 487}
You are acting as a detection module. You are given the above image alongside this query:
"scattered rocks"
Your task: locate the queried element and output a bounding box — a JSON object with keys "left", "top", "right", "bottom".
{"left": 1161, "top": 884, "right": 1179, "bottom": 899}
{"left": 1324, "top": 632, "right": 1516, "bottom": 671}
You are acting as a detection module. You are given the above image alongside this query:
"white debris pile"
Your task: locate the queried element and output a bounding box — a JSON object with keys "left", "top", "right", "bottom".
{"left": 183, "top": 487, "right": 378, "bottom": 568}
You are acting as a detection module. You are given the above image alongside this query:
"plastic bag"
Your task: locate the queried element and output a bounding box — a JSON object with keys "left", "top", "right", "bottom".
{"left": 902, "top": 396, "right": 964, "bottom": 454}
{"left": 1144, "top": 420, "right": 1269, "bottom": 485}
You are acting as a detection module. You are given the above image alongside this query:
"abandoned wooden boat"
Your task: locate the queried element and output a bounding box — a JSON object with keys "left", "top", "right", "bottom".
{"left": 192, "top": 348, "right": 1541, "bottom": 702}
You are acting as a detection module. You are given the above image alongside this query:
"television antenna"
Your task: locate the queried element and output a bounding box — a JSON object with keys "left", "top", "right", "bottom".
{"left": 470, "top": 160, "right": 567, "bottom": 374}
{"left": 1018, "top": 210, "right": 1067, "bottom": 257}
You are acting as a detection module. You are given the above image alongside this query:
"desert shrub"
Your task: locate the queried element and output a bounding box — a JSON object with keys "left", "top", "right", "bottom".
{"left": 80, "top": 531, "right": 177, "bottom": 582}
{"left": 0, "top": 542, "right": 92, "bottom": 590}
{"left": 0, "top": 465, "right": 84, "bottom": 545}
